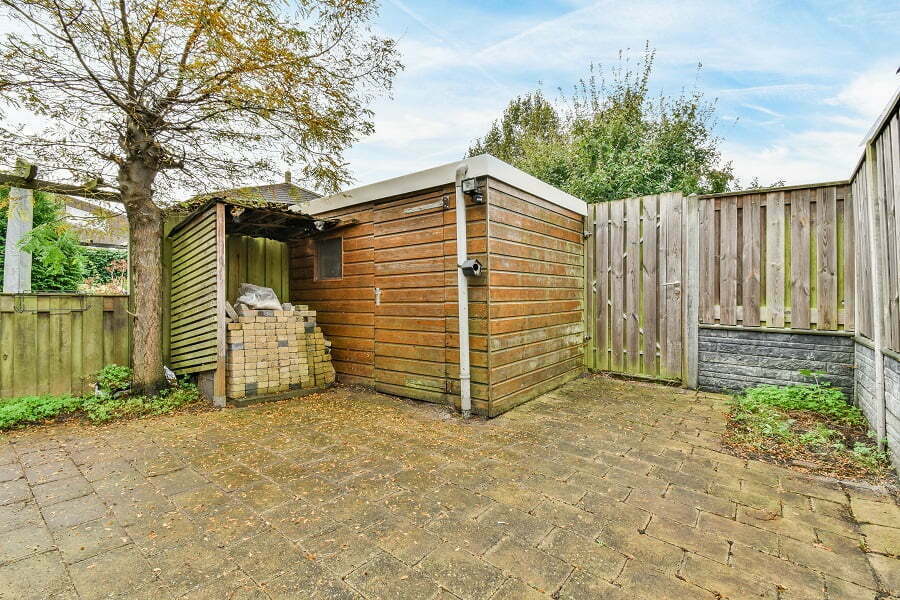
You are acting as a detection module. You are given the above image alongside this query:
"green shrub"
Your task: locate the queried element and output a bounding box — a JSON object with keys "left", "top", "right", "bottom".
{"left": 850, "top": 442, "right": 891, "bottom": 472}
{"left": 0, "top": 395, "right": 83, "bottom": 429}
{"left": 740, "top": 383, "right": 862, "bottom": 424}
{"left": 0, "top": 366, "right": 201, "bottom": 429}
{"left": 81, "top": 379, "right": 200, "bottom": 423}
{"left": 95, "top": 364, "right": 132, "bottom": 393}
{"left": 83, "top": 247, "right": 128, "bottom": 284}
{"left": 727, "top": 381, "right": 890, "bottom": 478}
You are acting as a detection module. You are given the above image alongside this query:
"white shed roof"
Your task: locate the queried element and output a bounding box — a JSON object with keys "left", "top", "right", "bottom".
{"left": 306, "top": 154, "right": 588, "bottom": 216}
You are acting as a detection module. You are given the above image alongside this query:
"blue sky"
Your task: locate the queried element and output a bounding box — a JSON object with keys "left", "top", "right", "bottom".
{"left": 345, "top": 0, "right": 900, "bottom": 187}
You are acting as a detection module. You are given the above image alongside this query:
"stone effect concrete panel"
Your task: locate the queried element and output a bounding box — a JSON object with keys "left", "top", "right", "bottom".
{"left": 698, "top": 328, "right": 854, "bottom": 398}
{"left": 855, "top": 343, "right": 900, "bottom": 473}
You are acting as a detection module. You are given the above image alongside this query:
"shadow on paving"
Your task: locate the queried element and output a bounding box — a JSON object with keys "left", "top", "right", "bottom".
{"left": 0, "top": 376, "right": 898, "bottom": 600}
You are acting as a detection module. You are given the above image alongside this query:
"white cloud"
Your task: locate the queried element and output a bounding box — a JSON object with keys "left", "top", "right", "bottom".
{"left": 826, "top": 61, "right": 899, "bottom": 120}
{"left": 724, "top": 129, "right": 863, "bottom": 186}
{"left": 471, "top": 0, "right": 844, "bottom": 79}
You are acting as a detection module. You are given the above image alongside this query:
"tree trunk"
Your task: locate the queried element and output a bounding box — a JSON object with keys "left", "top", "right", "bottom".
{"left": 119, "top": 159, "right": 165, "bottom": 395}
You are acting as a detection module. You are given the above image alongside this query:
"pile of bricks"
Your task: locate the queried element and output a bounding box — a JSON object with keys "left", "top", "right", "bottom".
{"left": 225, "top": 304, "right": 335, "bottom": 400}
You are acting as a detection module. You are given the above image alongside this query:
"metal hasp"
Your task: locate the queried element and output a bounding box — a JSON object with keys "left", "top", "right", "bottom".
{"left": 460, "top": 258, "right": 483, "bottom": 277}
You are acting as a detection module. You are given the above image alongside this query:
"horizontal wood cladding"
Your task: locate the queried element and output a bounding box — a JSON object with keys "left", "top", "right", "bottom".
{"left": 486, "top": 177, "right": 585, "bottom": 414}
{"left": 372, "top": 185, "right": 490, "bottom": 410}
{"left": 290, "top": 203, "right": 376, "bottom": 384}
{"left": 169, "top": 206, "right": 220, "bottom": 374}
{"left": 292, "top": 177, "right": 586, "bottom": 416}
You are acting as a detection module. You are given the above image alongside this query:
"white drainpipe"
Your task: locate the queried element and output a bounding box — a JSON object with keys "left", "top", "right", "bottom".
{"left": 454, "top": 163, "right": 472, "bottom": 418}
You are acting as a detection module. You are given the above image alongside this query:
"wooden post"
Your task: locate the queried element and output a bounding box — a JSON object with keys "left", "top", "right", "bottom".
{"left": 682, "top": 193, "right": 700, "bottom": 388}
{"left": 3, "top": 186, "right": 34, "bottom": 293}
{"left": 865, "top": 142, "right": 887, "bottom": 450}
{"left": 583, "top": 205, "right": 596, "bottom": 370}
{"left": 213, "top": 202, "right": 227, "bottom": 407}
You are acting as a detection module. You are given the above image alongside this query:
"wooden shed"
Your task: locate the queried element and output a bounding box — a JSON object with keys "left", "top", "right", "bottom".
{"left": 161, "top": 193, "right": 348, "bottom": 405}
{"left": 291, "top": 155, "right": 589, "bottom": 417}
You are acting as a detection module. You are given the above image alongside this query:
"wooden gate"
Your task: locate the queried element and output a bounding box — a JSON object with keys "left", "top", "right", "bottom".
{"left": 372, "top": 190, "right": 449, "bottom": 402}
{"left": 587, "top": 192, "right": 696, "bottom": 381}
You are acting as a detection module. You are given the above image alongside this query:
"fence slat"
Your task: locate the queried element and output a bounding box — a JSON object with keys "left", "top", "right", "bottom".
{"left": 890, "top": 114, "right": 900, "bottom": 352}
{"left": 699, "top": 198, "right": 715, "bottom": 323}
{"left": 845, "top": 186, "right": 855, "bottom": 331}
{"left": 625, "top": 197, "right": 641, "bottom": 373}
{"left": 609, "top": 200, "right": 625, "bottom": 372}
{"left": 766, "top": 191, "right": 786, "bottom": 327}
{"left": 642, "top": 195, "right": 659, "bottom": 376}
{"left": 596, "top": 202, "right": 610, "bottom": 371}
{"left": 742, "top": 195, "right": 762, "bottom": 326}
{"left": 719, "top": 196, "right": 738, "bottom": 325}
{"left": 880, "top": 127, "right": 899, "bottom": 350}
{"left": 791, "top": 189, "right": 811, "bottom": 329}
{"left": 817, "top": 187, "right": 838, "bottom": 330}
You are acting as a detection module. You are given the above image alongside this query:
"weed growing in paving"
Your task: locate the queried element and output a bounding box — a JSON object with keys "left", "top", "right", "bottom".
{"left": 725, "top": 381, "right": 891, "bottom": 481}
{"left": 0, "top": 365, "right": 201, "bottom": 430}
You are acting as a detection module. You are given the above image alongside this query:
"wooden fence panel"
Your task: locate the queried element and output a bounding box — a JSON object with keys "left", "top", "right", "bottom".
{"left": 662, "top": 193, "right": 684, "bottom": 379}
{"left": 168, "top": 204, "right": 221, "bottom": 375}
{"left": 0, "top": 294, "right": 130, "bottom": 398}
{"left": 591, "top": 193, "right": 685, "bottom": 381}
{"left": 225, "top": 235, "right": 290, "bottom": 304}
{"left": 697, "top": 183, "right": 852, "bottom": 331}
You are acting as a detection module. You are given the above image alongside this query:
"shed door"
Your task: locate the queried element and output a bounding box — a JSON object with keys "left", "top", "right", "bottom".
{"left": 373, "top": 191, "right": 449, "bottom": 402}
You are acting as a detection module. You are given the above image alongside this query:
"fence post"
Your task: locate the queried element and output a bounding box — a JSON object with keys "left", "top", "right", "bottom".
{"left": 2, "top": 186, "right": 34, "bottom": 293}
{"left": 682, "top": 194, "right": 700, "bottom": 388}
{"left": 213, "top": 202, "right": 227, "bottom": 408}
{"left": 583, "top": 204, "right": 596, "bottom": 370}
{"left": 864, "top": 143, "right": 887, "bottom": 450}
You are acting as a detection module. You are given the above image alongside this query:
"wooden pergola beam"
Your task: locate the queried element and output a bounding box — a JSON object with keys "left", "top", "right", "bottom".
{"left": 0, "top": 173, "right": 122, "bottom": 203}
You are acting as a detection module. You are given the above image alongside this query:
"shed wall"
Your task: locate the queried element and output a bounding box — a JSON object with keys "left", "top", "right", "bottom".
{"left": 486, "top": 178, "right": 586, "bottom": 415}
{"left": 289, "top": 202, "right": 376, "bottom": 385}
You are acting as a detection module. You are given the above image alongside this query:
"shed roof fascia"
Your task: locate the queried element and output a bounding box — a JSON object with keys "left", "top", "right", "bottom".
{"left": 306, "top": 154, "right": 588, "bottom": 216}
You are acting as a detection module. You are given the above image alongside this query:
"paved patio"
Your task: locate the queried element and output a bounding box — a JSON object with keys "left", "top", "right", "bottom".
{"left": 1, "top": 376, "right": 898, "bottom": 600}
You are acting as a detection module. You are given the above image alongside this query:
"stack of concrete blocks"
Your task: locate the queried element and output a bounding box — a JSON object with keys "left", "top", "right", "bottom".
{"left": 225, "top": 303, "right": 336, "bottom": 400}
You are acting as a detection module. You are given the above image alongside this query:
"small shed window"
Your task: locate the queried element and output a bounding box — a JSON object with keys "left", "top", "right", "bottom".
{"left": 316, "top": 237, "right": 342, "bottom": 279}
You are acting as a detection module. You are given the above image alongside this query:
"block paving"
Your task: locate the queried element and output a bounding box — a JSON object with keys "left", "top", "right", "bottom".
{"left": 0, "top": 376, "right": 898, "bottom": 599}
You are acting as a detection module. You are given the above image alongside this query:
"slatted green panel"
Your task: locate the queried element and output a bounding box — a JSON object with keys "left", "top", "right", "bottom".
{"left": 169, "top": 207, "right": 218, "bottom": 374}
{"left": 0, "top": 294, "right": 130, "bottom": 398}
{"left": 225, "top": 235, "right": 290, "bottom": 304}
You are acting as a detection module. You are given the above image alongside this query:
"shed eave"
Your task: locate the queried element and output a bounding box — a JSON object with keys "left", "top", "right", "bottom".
{"left": 307, "top": 154, "right": 588, "bottom": 216}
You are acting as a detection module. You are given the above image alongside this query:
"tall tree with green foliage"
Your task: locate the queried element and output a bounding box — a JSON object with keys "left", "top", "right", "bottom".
{"left": 0, "top": 0, "right": 400, "bottom": 393}
{"left": 0, "top": 187, "right": 85, "bottom": 291}
{"left": 468, "top": 48, "right": 738, "bottom": 203}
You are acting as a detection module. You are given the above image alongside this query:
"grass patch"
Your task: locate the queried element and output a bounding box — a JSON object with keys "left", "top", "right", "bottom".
{"left": 724, "top": 383, "right": 892, "bottom": 481}
{"left": 0, "top": 365, "right": 202, "bottom": 431}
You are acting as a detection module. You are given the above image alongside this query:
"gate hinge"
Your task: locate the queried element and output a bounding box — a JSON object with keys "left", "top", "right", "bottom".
{"left": 583, "top": 230, "right": 593, "bottom": 239}
{"left": 583, "top": 334, "right": 593, "bottom": 342}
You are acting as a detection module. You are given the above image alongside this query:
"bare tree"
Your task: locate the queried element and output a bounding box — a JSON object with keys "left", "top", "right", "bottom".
{"left": 0, "top": 0, "right": 400, "bottom": 393}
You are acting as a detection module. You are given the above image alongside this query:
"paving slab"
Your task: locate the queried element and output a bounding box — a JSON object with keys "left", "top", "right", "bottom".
{"left": 0, "top": 377, "right": 896, "bottom": 599}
